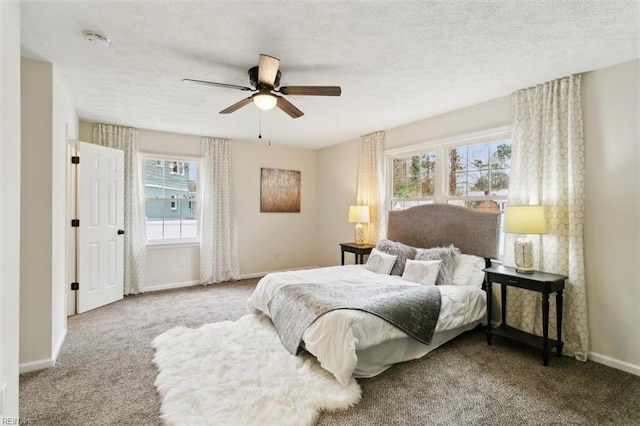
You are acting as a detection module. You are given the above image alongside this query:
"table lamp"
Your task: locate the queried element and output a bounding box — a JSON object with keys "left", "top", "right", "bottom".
{"left": 348, "top": 205, "right": 370, "bottom": 246}
{"left": 504, "top": 205, "right": 547, "bottom": 274}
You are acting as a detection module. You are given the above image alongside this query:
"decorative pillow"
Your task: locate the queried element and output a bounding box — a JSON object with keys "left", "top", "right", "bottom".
{"left": 365, "top": 248, "right": 398, "bottom": 275}
{"left": 452, "top": 254, "right": 475, "bottom": 286}
{"left": 452, "top": 254, "right": 486, "bottom": 287}
{"left": 468, "top": 256, "right": 486, "bottom": 288}
{"left": 415, "top": 245, "right": 461, "bottom": 285}
{"left": 402, "top": 259, "right": 442, "bottom": 286}
{"left": 375, "top": 239, "right": 417, "bottom": 276}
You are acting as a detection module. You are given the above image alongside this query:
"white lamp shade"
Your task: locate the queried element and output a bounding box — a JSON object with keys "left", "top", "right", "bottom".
{"left": 348, "top": 205, "right": 370, "bottom": 223}
{"left": 252, "top": 93, "right": 277, "bottom": 110}
{"left": 504, "top": 206, "right": 547, "bottom": 234}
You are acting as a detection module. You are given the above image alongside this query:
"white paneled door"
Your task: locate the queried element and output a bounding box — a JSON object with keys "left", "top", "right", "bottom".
{"left": 77, "top": 142, "right": 124, "bottom": 313}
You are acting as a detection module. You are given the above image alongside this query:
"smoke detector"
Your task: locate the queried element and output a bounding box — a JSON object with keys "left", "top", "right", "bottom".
{"left": 83, "top": 31, "right": 110, "bottom": 47}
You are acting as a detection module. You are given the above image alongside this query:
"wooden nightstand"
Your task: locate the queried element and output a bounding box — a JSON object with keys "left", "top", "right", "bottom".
{"left": 339, "top": 242, "right": 375, "bottom": 265}
{"left": 484, "top": 265, "right": 567, "bottom": 366}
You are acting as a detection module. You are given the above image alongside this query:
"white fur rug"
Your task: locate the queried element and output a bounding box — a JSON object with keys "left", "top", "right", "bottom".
{"left": 152, "top": 314, "right": 361, "bottom": 425}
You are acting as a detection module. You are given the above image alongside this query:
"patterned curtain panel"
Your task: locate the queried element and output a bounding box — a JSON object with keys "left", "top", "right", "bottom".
{"left": 357, "top": 131, "right": 385, "bottom": 244}
{"left": 93, "top": 123, "right": 146, "bottom": 295}
{"left": 505, "top": 75, "right": 588, "bottom": 360}
{"left": 199, "top": 137, "right": 240, "bottom": 284}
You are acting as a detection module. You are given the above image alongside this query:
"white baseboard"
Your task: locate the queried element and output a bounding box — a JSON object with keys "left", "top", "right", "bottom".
{"left": 140, "top": 266, "right": 319, "bottom": 293}
{"left": 19, "top": 358, "right": 54, "bottom": 374}
{"left": 52, "top": 329, "right": 67, "bottom": 365}
{"left": 239, "top": 265, "right": 318, "bottom": 280}
{"left": 19, "top": 330, "right": 68, "bottom": 374}
{"left": 588, "top": 351, "right": 640, "bottom": 377}
{"left": 142, "top": 280, "right": 200, "bottom": 293}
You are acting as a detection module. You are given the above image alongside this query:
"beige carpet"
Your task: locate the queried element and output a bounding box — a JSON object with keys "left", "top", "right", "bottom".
{"left": 20, "top": 278, "right": 640, "bottom": 425}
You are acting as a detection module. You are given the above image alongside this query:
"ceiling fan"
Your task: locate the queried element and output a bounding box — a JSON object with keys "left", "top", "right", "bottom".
{"left": 183, "top": 54, "right": 341, "bottom": 119}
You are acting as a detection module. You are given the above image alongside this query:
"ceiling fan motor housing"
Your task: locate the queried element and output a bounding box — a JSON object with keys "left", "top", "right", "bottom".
{"left": 249, "top": 66, "right": 281, "bottom": 89}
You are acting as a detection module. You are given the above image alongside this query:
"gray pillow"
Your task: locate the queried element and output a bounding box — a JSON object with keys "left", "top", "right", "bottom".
{"left": 375, "top": 239, "right": 417, "bottom": 276}
{"left": 415, "top": 245, "right": 461, "bottom": 285}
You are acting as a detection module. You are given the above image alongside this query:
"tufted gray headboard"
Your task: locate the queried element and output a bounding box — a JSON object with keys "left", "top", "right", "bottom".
{"left": 386, "top": 204, "right": 500, "bottom": 260}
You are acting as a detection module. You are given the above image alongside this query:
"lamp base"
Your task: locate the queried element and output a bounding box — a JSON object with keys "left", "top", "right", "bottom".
{"left": 514, "top": 235, "right": 534, "bottom": 274}
{"left": 354, "top": 223, "right": 365, "bottom": 246}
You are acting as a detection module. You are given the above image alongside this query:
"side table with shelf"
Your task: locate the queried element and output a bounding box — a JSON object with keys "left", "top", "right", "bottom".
{"left": 484, "top": 265, "right": 567, "bottom": 366}
{"left": 339, "top": 242, "right": 374, "bottom": 265}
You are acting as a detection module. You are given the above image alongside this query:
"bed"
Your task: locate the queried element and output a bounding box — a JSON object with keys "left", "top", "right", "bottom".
{"left": 247, "top": 204, "right": 500, "bottom": 385}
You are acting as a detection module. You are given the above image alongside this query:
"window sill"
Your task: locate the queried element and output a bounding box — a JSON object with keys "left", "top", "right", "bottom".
{"left": 146, "top": 240, "right": 200, "bottom": 250}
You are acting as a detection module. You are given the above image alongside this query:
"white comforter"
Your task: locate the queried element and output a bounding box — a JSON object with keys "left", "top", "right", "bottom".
{"left": 247, "top": 265, "right": 486, "bottom": 384}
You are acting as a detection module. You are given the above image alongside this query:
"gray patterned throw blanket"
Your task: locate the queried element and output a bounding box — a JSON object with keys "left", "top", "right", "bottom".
{"left": 268, "top": 283, "right": 441, "bottom": 355}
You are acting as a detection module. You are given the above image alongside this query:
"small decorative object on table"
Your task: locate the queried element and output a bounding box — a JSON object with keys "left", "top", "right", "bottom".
{"left": 504, "top": 205, "right": 546, "bottom": 273}
{"left": 348, "top": 205, "right": 370, "bottom": 245}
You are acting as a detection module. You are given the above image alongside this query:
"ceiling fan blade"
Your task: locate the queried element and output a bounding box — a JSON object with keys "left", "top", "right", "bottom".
{"left": 276, "top": 96, "right": 304, "bottom": 119}
{"left": 182, "top": 78, "right": 253, "bottom": 91}
{"left": 220, "top": 97, "right": 253, "bottom": 114}
{"left": 258, "top": 54, "right": 280, "bottom": 87}
{"left": 279, "top": 86, "right": 342, "bottom": 96}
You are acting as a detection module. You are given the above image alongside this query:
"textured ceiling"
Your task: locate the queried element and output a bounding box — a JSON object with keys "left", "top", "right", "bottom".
{"left": 21, "top": 1, "right": 640, "bottom": 149}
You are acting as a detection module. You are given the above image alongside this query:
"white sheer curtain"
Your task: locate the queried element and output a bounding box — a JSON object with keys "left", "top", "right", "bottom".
{"left": 505, "top": 75, "right": 588, "bottom": 360}
{"left": 199, "top": 137, "right": 239, "bottom": 284}
{"left": 93, "top": 123, "right": 146, "bottom": 295}
{"left": 357, "top": 131, "right": 385, "bottom": 244}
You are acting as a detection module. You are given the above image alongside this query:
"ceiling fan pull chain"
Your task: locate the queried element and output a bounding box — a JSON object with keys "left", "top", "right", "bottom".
{"left": 258, "top": 111, "right": 262, "bottom": 139}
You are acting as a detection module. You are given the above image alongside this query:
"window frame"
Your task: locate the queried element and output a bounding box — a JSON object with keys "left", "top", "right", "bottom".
{"left": 386, "top": 126, "right": 511, "bottom": 203}
{"left": 385, "top": 126, "right": 512, "bottom": 255}
{"left": 141, "top": 152, "right": 200, "bottom": 246}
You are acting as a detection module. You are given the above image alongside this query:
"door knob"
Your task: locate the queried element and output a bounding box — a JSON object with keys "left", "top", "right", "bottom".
{"left": 117, "top": 229, "right": 125, "bottom": 235}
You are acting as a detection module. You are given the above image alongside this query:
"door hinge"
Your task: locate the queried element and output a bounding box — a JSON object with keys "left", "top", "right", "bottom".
{"left": 71, "top": 219, "right": 80, "bottom": 227}
{"left": 70, "top": 282, "right": 79, "bottom": 291}
{"left": 71, "top": 156, "right": 80, "bottom": 164}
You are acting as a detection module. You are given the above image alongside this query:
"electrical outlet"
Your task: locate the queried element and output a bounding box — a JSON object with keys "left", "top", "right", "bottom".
{"left": 273, "top": 251, "right": 279, "bottom": 259}
{"left": 179, "top": 258, "right": 185, "bottom": 268}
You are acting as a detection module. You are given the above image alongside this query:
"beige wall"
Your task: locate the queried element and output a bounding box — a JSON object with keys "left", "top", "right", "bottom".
{"left": 316, "top": 138, "right": 360, "bottom": 267}
{"left": 20, "top": 58, "right": 54, "bottom": 367}
{"left": 317, "top": 59, "right": 640, "bottom": 374}
{"left": 235, "top": 140, "right": 317, "bottom": 276}
{"left": 79, "top": 124, "right": 318, "bottom": 288}
{"left": 20, "top": 58, "right": 77, "bottom": 371}
{"left": 582, "top": 59, "right": 640, "bottom": 369}
{"left": 385, "top": 96, "right": 512, "bottom": 150}
{"left": 1, "top": 2, "right": 22, "bottom": 417}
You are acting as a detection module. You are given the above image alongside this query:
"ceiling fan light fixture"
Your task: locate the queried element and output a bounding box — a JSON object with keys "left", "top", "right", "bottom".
{"left": 252, "top": 93, "right": 277, "bottom": 111}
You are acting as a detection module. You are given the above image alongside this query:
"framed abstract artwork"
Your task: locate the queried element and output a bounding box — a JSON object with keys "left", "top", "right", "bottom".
{"left": 260, "top": 168, "right": 301, "bottom": 213}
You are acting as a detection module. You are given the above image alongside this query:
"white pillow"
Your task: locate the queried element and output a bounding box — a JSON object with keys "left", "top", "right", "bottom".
{"left": 401, "top": 259, "right": 442, "bottom": 286}
{"left": 468, "top": 256, "right": 486, "bottom": 287}
{"left": 452, "top": 254, "right": 486, "bottom": 288}
{"left": 365, "top": 248, "right": 397, "bottom": 274}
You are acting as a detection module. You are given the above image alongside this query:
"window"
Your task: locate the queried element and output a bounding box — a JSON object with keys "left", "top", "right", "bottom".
{"left": 170, "top": 161, "right": 185, "bottom": 175}
{"left": 446, "top": 139, "right": 511, "bottom": 213}
{"left": 387, "top": 128, "right": 512, "bottom": 254}
{"left": 391, "top": 151, "right": 437, "bottom": 210}
{"left": 143, "top": 157, "right": 199, "bottom": 242}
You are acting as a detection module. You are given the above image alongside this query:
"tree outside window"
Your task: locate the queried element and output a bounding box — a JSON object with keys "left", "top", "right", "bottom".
{"left": 391, "top": 152, "right": 436, "bottom": 210}
{"left": 388, "top": 132, "right": 511, "bottom": 254}
{"left": 447, "top": 140, "right": 511, "bottom": 213}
